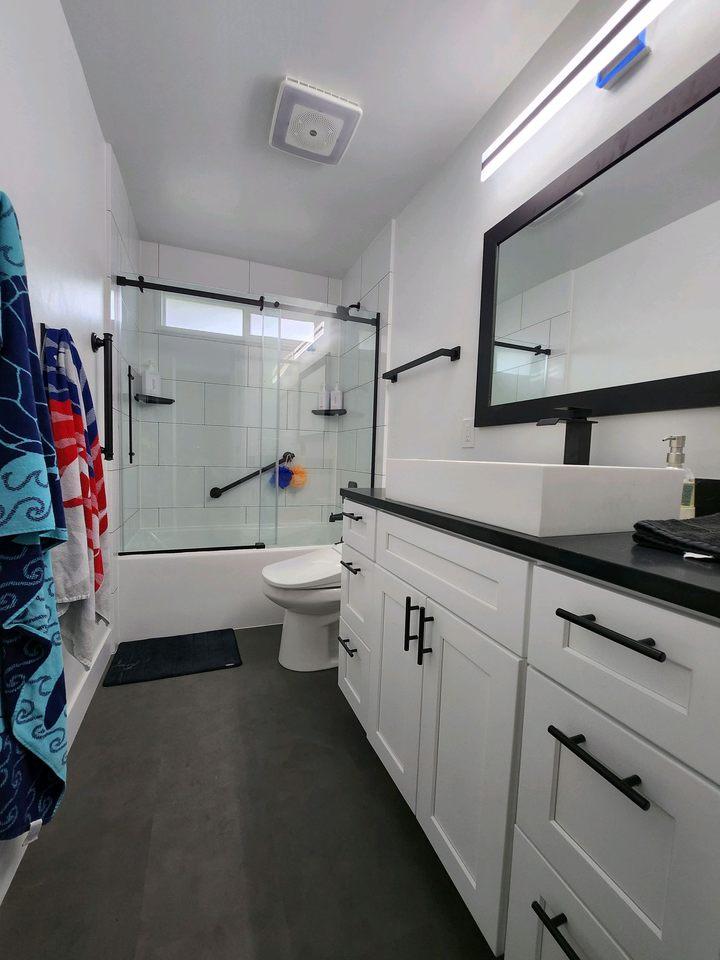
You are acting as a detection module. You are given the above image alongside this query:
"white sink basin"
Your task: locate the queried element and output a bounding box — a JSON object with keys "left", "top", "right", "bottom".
{"left": 385, "top": 459, "right": 685, "bottom": 537}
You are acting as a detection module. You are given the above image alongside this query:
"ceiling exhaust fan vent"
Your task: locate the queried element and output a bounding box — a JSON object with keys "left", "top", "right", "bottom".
{"left": 269, "top": 77, "right": 362, "bottom": 165}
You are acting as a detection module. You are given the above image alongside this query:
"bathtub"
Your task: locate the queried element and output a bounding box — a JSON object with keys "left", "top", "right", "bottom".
{"left": 123, "top": 520, "right": 335, "bottom": 552}
{"left": 117, "top": 524, "right": 336, "bottom": 643}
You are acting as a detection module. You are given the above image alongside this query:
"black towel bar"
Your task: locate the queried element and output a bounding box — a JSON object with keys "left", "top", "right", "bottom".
{"left": 494, "top": 339, "right": 551, "bottom": 356}
{"left": 91, "top": 332, "right": 114, "bottom": 461}
{"left": 383, "top": 346, "right": 461, "bottom": 383}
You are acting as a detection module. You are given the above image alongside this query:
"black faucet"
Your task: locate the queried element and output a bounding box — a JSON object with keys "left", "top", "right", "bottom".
{"left": 537, "top": 406, "right": 597, "bottom": 465}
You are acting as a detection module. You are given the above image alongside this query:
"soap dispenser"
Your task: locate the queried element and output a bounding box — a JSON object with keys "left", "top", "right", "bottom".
{"left": 663, "top": 435, "right": 695, "bottom": 519}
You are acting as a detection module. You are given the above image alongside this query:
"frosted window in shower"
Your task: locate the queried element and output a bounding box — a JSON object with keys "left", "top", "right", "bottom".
{"left": 163, "top": 293, "right": 244, "bottom": 337}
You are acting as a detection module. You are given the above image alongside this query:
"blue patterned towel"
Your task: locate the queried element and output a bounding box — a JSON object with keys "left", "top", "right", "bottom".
{"left": 0, "top": 192, "right": 69, "bottom": 840}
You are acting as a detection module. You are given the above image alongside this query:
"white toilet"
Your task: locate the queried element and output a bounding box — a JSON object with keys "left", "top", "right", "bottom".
{"left": 261, "top": 544, "right": 342, "bottom": 671}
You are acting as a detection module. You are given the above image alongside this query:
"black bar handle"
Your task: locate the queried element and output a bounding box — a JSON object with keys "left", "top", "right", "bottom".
{"left": 383, "top": 346, "right": 461, "bottom": 383}
{"left": 91, "top": 331, "right": 114, "bottom": 461}
{"left": 340, "top": 560, "right": 361, "bottom": 576}
{"left": 210, "top": 451, "right": 294, "bottom": 499}
{"left": 548, "top": 725, "right": 650, "bottom": 811}
{"left": 127, "top": 366, "right": 135, "bottom": 463}
{"left": 531, "top": 902, "right": 582, "bottom": 960}
{"left": 329, "top": 511, "right": 363, "bottom": 522}
{"left": 338, "top": 636, "right": 358, "bottom": 658}
{"left": 404, "top": 596, "right": 419, "bottom": 651}
{"left": 556, "top": 608, "right": 666, "bottom": 662}
{"left": 417, "top": 607, "right": 434, "bottom": 666}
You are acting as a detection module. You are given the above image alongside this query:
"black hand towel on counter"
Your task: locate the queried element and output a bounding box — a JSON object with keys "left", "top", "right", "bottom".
{"left": 633, "top": 513, "right": 720, "bottom": 559}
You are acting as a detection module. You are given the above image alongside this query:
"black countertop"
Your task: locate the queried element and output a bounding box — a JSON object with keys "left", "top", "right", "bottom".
{"left": 340, "top": 488, "right": 720, "bottom": 621}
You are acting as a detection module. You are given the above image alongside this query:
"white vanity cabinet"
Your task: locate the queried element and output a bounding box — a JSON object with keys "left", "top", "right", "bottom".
{"left": 343, "top": 498, "right": 528, "bottom": 955}
{"left": 506, "top": 569, "right": 720, "bottom": 960}
{"left": 339, "top": 496, "right": 720, "bottom": 958}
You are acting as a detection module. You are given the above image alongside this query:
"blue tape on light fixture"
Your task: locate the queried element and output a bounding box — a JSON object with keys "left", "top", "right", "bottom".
{"left": 596, "top": 31, "right": 649, "bottom": 89}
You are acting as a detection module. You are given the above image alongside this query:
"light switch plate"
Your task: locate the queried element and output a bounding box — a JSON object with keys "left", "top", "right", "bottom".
{"left": 461, "top": 417, "right": 475, "bottom": 448}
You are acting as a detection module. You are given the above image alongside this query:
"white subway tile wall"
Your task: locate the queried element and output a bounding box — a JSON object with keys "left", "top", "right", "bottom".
{"left": 492, "top": 270, "right": 573, "bottom": 405}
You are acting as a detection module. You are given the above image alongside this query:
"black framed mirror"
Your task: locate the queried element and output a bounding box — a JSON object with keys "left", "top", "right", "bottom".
{"left": 475, "top": 52, "right": 720, "bottom": 427}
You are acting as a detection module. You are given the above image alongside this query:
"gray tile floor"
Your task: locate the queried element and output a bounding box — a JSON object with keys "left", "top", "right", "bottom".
{"left": 0, "top": 626, "right": 493, "bottom": 960}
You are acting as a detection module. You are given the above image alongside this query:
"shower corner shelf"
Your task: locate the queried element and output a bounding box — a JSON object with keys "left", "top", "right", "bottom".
{"left": 312, "top": 408, "right": 347, "bottom": 416}
{"left": 134, "top": 394, "right": 175, "bottom": 405}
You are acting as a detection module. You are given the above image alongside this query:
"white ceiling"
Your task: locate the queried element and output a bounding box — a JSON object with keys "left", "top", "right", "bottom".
{"left": 61, "top": 0, "right": 577, "bottom": 277}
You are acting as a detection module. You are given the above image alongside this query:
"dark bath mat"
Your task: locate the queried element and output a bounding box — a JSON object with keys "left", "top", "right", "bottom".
{"left": 103, "top": 629, "right": 242, "bottom": 687}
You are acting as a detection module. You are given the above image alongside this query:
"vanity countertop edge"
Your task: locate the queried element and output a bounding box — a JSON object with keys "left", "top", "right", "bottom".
{"left": 340, "top": 487, "right": 720, "bottom": 622}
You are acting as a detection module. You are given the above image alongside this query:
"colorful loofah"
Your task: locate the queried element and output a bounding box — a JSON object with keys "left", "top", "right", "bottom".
{"left": 268, "top": 463, "right": 294, "bottom": 489}
{"left": 289, "top": 464, "right": 307, "bottom": 489}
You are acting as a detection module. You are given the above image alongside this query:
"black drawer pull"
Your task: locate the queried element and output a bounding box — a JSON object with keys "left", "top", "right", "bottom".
{"left": 548, "top": 725, "right": 650, "bottom": 811}
{"left": 329, "top": 511, "right": 363, "bottom": 522}
{"left": 531, "top": 901, "right": 582, "bottom": 960}
{"left": 417, "top": 607, "right": 434, "bottom": 666}
{"left": 340, "top": 560, "right": 361, "bottom": 575}
{"left": 556, "top": 608, "right": 666, "bottom": 663}
{"left": 338, "top": 636, "right": 358, "bottom": 658}
{"left": 404, "top": 596, "right": 419, "bottom": 651}
{"left": 343, "top": 512, "right": 363, "bottom": 522}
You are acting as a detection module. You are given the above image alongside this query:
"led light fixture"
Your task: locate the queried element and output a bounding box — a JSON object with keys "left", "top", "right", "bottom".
{"left": 481, "top": 0, "right": 677, "bottom": 181}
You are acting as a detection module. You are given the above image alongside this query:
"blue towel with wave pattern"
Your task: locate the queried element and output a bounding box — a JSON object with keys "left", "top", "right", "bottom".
{"left": 0, "top": 192, "right": 69, "bottom": 840}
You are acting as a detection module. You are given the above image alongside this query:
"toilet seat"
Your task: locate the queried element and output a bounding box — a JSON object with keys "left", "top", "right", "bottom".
{"left": 262, "top": 545, "right": 341, "bottom": 590}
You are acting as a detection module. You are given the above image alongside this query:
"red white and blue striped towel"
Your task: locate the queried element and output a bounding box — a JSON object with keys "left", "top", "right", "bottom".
{"left": 43, "top": 328, "right": 111, "bottom": 667}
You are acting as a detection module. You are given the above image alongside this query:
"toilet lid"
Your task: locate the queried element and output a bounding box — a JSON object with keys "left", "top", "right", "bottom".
{"left": 263, "top": 546, "right": 341, "bottom": 590}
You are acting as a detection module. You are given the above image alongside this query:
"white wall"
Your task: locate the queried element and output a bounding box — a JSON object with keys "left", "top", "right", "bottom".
{"left": 0, "top": 0, "right": 115, "bottom": 901}
{"left": 389, "top": 0, "right": 720, "bottom": 478}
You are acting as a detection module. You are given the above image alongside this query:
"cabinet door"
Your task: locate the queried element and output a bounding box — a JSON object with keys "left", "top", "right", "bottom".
{"left": 416, "top": 601, "right": 522, "bottom": 956}
{"left": 337, "top": 617, "right": 371, "bottom": 730}
{"left": 367, "top": 566, "right": 426, "bottom": 810}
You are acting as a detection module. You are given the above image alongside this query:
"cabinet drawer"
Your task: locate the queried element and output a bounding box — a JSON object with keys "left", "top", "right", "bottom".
{"left": 505, "top": 829, "right": 632, "bottom": 960}
{"left": 517, "top": 668, "right": 720, "bottom": 960}
{"left": 342, "top": 500, "right": 376, "bottom": 560}
{"left": 375, "top": 512, "right": 529, "bottom": 655}
{"left": 529, "top": 565, "right": 720, "bottom": 782}
{"left": 340, "top": 544, "right": 374, "bottom": 644}
{"left": 338, "top": 618, "right": 370, "bottom": 730}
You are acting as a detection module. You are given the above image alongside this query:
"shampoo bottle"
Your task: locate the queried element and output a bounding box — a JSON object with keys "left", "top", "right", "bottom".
{"left": 330, "top": 383, "right": 343, "bottom": 410}
{"left": 663, "top": 435, "right": 695, "bottom": 519}
{"left": 141, "top": 362, "right": 162, "bottom": 398}
{"left": 318, "top": 384, "right": 330, "bottom": 411}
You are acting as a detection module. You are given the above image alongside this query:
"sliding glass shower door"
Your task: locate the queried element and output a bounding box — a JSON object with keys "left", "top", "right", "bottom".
{"left": 117, "top": 278, "right": 376, "bottom": 553}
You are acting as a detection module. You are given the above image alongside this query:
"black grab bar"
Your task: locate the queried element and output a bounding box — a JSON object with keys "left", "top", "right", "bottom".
{"left": 91, "top": 332, "right": 114, "bottom": 461}
{"left": 382, "top": 346, "right": 461, "bottom": 383}
{"left": 209, "top": 452, "right": 294, "bottom": 499}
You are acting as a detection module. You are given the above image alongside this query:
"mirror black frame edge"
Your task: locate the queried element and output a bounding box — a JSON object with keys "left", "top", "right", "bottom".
{"left": 475, "top": 51, "right": 720, "bottom": 428}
